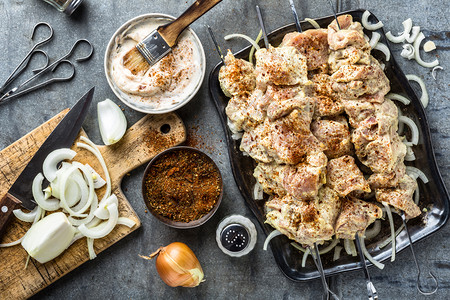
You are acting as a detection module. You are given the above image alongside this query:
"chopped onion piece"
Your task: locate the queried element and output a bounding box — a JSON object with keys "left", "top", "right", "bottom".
{"left": 87, "top": 238, "right": 96, "bottom": 260}
{"left": 231, "top": 132, "right": 243, "bottom": 140}
{"left": 253, "top": 182, "right": 264, "bottom": 200}
{"left": 406, "top": 74, "right": 429, "bottom": 107}
{"left": 344, "top": 239, "right": 357, "bottom": 256}
{"left": 69, "top": 193, "right": 98, "bottom": 227}
{"left": 333, "top": 246, "right": 343, "bottom": 261}
{"left": 406, "top": 166, "right": 429, "bottom": 184}
{"left": 364, "top": 220, "right": 382, "bottom": 240}
{"left": 404, "top": 145, "right": 416, "bottom": 161}
{"left": 413, "top": 33, "right": 439, "bottom": 68}
{"left": 361, "top": 10, "right": 384, "bottom": 30}
{"left": 423, "top": 40, "right": 436, "bottom": 52}
{"left": 224, "top": 34, "right": 261, "bottom": 51}
{"left": 58, "top": 165, "right": 88, "bottom": 217}
{"left": 43, "top": 148, "right": 76, "bottom": 182}
{"left": 263, "top": 230, "right": 282, "bottom": 251}
{"left": 97, "top": 99, "right": 127, "bottom": 145}
{"left": 369, "top": 32, "right": 381, "bottom": 48}
{"left": 290, "top": 242, "right": 306, "bottom": 253}
{"left": 94, "top": 194, "right": 118, "bottom": 220}
{"left": 385, "top": 18, "right": 412, "bottom": 43}
{"left": 0, "top": 236, "right": 25, "bottom": 247}
{"left": 319, "top": 238, "right": 339, "bottom": 255}
{"left": 249, "top": 30, "right": 263, "bottom": 65}
{"left": 414, "top": 185, "right": 420, "bottom": 205}
{"left": 33, "top": 173, "right": 60, "bottom": 211}
{"left": 304, "top": 18, "right": 320, "bottom": 29}
{"left": 13, "top": 206, "right": 40, "bottom": 223}
{"left": 117, "top": 217, "right": 136, "bottom": 228}
{"left": 401, "top": 44, "right": 415, "bottom": 60}
{"left": 398, "top": 116, "right": 419, "bottom": 145}
{"left": 78, "top": 203, "right": 118, "bottom": 239}
{"left": 69, "top": 171, "right": 89, "bottom": 211}
{"left": 432, "top": 66, "right": 443, "bottom": 80}
{"left": 359, "top": 235, "right": 385, "bottom": 269}
{"left": 84, "top": 163, "right": 106, "bottom": 189}
{"left": 406, "top": 26, "right": 421, "bottom": 43}
{"left": 301, "top": 247, "right": 310, "bottom": 267}
{"left": 374, "top": 42, "right": 390, "bottom": 61}
{"left": 386, "top": 93, "right": 411, "bottom": 105}
{"left": 381, "top": 202, "right": 396, "bottom": 262}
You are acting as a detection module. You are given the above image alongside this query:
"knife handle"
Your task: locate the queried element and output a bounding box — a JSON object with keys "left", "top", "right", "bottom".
{"left": 0, "top": 193, "right": 22, "bottom": 240}
{"left": 158, "top": 0, "right": 222, "bottom": 47}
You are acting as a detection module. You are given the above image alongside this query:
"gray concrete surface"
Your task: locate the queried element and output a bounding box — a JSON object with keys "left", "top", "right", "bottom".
{"left": 0, "top": 0, "right": 449, "bottom": 299}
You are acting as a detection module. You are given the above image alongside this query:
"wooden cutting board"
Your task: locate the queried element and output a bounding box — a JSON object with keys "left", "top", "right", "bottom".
{"left": 0, "top": 110, "right": 186, "bottom": 299}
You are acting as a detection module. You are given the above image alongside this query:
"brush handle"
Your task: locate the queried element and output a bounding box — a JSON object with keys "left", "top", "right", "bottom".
{"left": 158, "top": 0, "right": 222, "bottom": 47}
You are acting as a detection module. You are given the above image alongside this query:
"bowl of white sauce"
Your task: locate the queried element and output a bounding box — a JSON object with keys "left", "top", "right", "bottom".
{"left": 105, "top": 13, "right": 206, "bottom": 114}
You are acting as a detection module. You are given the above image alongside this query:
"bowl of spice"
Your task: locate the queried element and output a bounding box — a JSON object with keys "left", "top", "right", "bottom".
{"left": 142, "top": 146, "right": 223, "bottom": 228}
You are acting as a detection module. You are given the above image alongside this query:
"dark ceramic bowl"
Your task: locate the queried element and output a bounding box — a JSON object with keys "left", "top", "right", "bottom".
{"left": 208, "top": 9, "right": 449, "bottom": 281}
{"left": 142, "top": 146, "right": 223, "bottom": 229}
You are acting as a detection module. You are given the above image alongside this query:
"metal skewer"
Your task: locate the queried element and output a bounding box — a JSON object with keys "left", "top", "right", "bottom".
{"left": 327, "top": 0, "right": 341, "bottom": 30}
{"left": 354, "top": 233, "right": 378, "bottom": 300}
{"left": 310, "top": 243, "right": 340, "bottom": 300}
{"left": 288, "top": 0, "right": 302, "bottom": 32}
{"left": 400, "top": 213, "right": 438, "bottom": 295}
{"left": 255, "top": 5, "right": 270, "bottom": 49}
{"left": 206, "top": 25, "right": 225, "bottom": 65}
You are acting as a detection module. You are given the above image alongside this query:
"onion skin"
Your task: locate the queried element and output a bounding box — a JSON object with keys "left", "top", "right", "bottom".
{"left": 143, "top": 242, "right": 204, "bottom": 287}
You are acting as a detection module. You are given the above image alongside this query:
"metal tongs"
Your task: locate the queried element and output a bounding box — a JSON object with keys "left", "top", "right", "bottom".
{"left": 0, "top": 23, "right": 94, "bottom": 104}
{"left": 400, "top": 212, "right": 439, "bottom": 295}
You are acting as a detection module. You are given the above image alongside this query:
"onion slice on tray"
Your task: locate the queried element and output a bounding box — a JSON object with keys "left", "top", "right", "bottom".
{"left": 406, "top": 74, "right": 429, "bottom": 107}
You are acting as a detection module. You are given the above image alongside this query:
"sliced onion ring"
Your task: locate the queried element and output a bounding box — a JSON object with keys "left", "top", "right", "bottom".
{"left": 263, "top": 230, "right": 282, "bottom": 251}
{"left": 369, "top": 32, "right": 381, "bottom": 48}
{"left": 117, "top": 217, "right": 136, "bottom": 228}
{"left": 359, "top": 235, "right": 385, "bottom": 269}
{"left": 381, "top": 202, "right": 396, "bottom": 262}
{"left": 385, "top": 18, "right": 412, "bottom": 43}
{"left": 413, "top": 33, "right": 439, "bottom": 68}
{"left": 401, "top": 44, "right": 415, "bottom": 60}
{"left": 43, "top": 148, "right": 76, "bottom": 182}
{"left": 224, "top": 34, "right": 261, "bottom": 51}
{"left": 406, "top": 166, "right": 429, "bottom": 184}
{"left": 33, "top": 173, "right": 60, "bottom": 211}
{"left": 78, "top": 203, "right": 118, "bottom": 239}
{"left": 333, "top": 246, "right": 343, "bottom": 261}
{"left": 406, "top": 74, "right": 429, "bottom": 107}
{"left": 13, "top": 206, "right": 40, "bottom": 223}
{"left": 399, "top": 116, "right": 419, "bottom": 145}
{"left": 432, "top": 66, "right": 443, "bottom": 80}
{"left": 362, "top": 10, "right": 384, "bottom": 30}
{"left": 386, "top": 93, "right": 411, "bottom": 105}
{"left": 406, "top": 26, "right": 421, "bottom": 43}
{"left": 305, "top": 18, "right": 320, "bottom": 29}
{"left": 374, "top": 42, "right": 390, "bottom": 61}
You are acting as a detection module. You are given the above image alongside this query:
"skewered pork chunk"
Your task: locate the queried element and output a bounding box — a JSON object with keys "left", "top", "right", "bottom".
{"left": 265, "top": 85, "right": 313, "bottom": 121}
{"left": 335, "top": 197, "right": 382, "bottom": 239}
{"left": 265, "top": 187, "right": 341, "bottom": 246}
{"left": 368, "top": 162, "right": 406, "bottom": 189}
{"left": 376, "top": 174, "right": 420, "bottom": 218}
{"left": 241, "top": 109, "right": 323, "bottom": 165}
{"left": 255, "top": 46, "right": 309, "bottom": 87}
{"left": 254, "top": 151, "right": 327, "bottom": 200}
{"left": 219, "top": 50, "right": 256, "bottom": 97}
{"left": 311, "top": 116, "right": 353, "bottom": 159}
{"left": 328, "top": 46, "right": 372, "bottom": 74}
{"left": 280, "top": 29, "right": 329, "bottom": 71}
{"left": 328, "top": 15, "right": 368, "bottom": 51}
{"left": 326, "top": 155, "right": 371, "bottom": 197}
{"left": 311, "top": 74, "right": 344, "bottom": 118}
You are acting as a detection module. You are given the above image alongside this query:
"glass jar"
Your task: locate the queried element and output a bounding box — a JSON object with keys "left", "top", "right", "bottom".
{"left": 40, "top": 0, "right": 83, "bottom": 15}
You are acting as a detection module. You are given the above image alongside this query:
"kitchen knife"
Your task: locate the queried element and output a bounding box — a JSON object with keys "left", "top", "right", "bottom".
{"left": 0, "top": 87, "right": 94, "bottom": 239}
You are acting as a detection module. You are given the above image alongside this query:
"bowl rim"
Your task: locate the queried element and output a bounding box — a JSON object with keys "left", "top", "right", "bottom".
{"left": 104, "top": 13, "right": 206, "bottom": 114}
{"left": 141, "top": 146, "right": 223, "bottom": 229}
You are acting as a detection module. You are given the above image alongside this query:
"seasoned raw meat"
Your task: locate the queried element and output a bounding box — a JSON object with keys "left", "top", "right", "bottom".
{"left": 311, "top": 116, "right": 353, "bottom": 159}
{"left": 219, "top": 50, "right": 256, "bottom": 97}
{"left": 328, "top": 46, "right": 372, "bottom": 74}
{"left": 255, "top": 46, "right": 309, "bottom": 87}
{"left": 326, "top": 155, "right": 371, "bottom": 197}
{"left": 328, "top": 15, "right": 368, "bottom": 50}
{"left": 265, "top": 85, "right": 314, "bottom": 121}
{"left": 265, "top": 187, "right": 341, "bottom": 246}
{"left": 311, "top": 74, "right": 344, "bottom": 118}
{"left": 376, "top": 174, "right": 420, "bottom": 218}
{"left": 280, "top": 29, "right": 329, "bottom": 71}
{"left": 335, "top": 197, "right": 382, "bottom": 239}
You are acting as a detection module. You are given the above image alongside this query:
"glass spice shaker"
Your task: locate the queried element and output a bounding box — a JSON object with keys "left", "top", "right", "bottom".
{"left": 216, "top": 215, "right": 257, "bottom": 257}
{"left": 40, "top": 0, "right": 83, "bottom": 15}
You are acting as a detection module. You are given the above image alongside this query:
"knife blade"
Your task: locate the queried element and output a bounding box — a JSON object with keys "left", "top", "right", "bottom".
{"left": 0, "top": 87, "right": 94, "bottom": 238}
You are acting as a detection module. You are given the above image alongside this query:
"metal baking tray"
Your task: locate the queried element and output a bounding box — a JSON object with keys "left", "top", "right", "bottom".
{"left": 208, "top": 9, "right": 449, "bottom": 281}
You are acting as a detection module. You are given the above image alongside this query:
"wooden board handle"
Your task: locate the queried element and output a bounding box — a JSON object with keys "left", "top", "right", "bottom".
{"left": 0, "top": 193, "right": 22, "bottom": 240}
{"left": 158, "top": 0, "right": 223, "bottom": 47}
{"left": 97, "top": 112, "right": 186, "bottom": 185}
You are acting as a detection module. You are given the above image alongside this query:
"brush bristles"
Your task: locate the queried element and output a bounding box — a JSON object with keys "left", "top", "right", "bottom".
{"left": 122, "top": 47, "right": 151, "bottom": 75}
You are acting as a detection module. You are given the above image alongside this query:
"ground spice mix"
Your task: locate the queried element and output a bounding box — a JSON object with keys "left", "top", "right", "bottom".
{"left": 144, "top": 148, "right": 222, "bottom": 222}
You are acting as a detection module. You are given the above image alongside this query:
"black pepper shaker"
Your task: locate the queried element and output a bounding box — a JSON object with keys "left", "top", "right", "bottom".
{"left": 40, "top": 0, "right": 83, "bottom": 15}
{"left": 216, "top": 215, "right": 257, "bottom": 257}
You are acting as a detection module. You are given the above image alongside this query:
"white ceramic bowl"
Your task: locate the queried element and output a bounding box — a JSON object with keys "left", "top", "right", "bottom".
{"left": 104, "top": 13, "right": 206, "bottom": 114}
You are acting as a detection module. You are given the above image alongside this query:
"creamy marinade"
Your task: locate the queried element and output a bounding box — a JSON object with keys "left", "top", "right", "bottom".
{"left": 109, "top": 17, "right": 203, "bottom": 110}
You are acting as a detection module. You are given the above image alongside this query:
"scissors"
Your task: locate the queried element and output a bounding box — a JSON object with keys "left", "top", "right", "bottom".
{"left": 0, "top": 23, "right": 94, "bottom": 104}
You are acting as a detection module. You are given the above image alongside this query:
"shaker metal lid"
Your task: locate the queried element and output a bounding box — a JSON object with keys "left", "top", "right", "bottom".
{"left": 64, "top": 0, "right": 83, "bottom": 15}
{"left": 216, "top": 215, "right": 257, "bottom": 257}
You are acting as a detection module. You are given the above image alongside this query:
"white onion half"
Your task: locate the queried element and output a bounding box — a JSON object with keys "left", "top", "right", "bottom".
{"left": 97, "top": 99, "right": 127, "bottom": 146}
{"left": 43, "top": 148, "right": 76, "bottom": 182}
{"left": 361, "top": 10, "right": 384, "bottom": 30}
